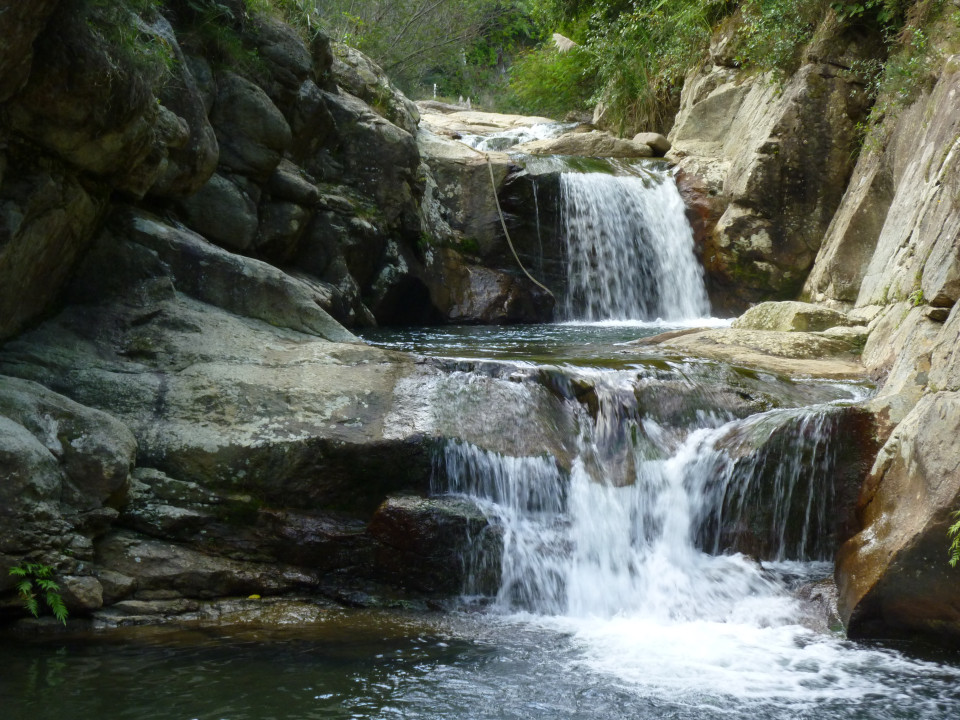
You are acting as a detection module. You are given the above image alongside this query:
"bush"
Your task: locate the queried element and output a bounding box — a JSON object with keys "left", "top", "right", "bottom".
{"left": 504, "top": 45, "right": 595, "bottom": 116}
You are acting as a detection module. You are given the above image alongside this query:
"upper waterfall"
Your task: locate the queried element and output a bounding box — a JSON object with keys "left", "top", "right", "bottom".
{"left": 560, "top": 168, "right": 710, "bottom": 322}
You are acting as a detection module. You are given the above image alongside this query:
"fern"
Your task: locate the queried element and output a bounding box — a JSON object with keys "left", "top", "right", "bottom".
{"left": 8, "top": 563, "right": 68, "bottom": 625}
{"left": 948, "top": 509, "right": 960, "bottom": 567}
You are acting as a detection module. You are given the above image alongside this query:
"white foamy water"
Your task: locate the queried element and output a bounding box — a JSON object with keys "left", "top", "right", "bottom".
{"left": 458, "top": 122, "right": 574, "bottom": 152}
{"left": 436, "top": 375, "right": 960, "bottom": 715}
{"left": 561, "top": 169, "right": 711, "bottom": 322}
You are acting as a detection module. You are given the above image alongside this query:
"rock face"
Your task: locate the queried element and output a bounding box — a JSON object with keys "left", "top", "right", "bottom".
{"left": 789, "top": 21, "right": 960, "bottom": 641}
{"left": 668, "top": 19, "right": 880, "bottom": 313}
{"left": 0, "top": 2, "right": 527, "bottom": 622}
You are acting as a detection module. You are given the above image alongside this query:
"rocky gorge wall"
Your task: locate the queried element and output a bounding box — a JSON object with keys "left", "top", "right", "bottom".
{"left": 0, "top": 0, "right": 556, "bottom": 624}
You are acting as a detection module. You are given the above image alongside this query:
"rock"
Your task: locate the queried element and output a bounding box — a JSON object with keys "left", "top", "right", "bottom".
{"left": 0, "top": 375, "right": 136, "bottom": 564}
{"left": 251, "top": 15, "right": 314, "bottom": 112}
{"left": 837, "top": 392, "right": 960, "bottom": 640}
{"left": 424, "top": 248, "right": 554, "bottom": 324}
{"left": 331, "top": 43, "right": 420, "bottom": 135}
{"left": 82, "top": 207, "right": 358, "bottom": 343}
{"left": 147, "top": 15, "right": 219, "bottom": 198}
{"left": 60, "top": 575, "right": 103, "bottom": 613}
{"left": 668, "top": 20, "right": 879, "bottom": 311}
{"left": 417, "top": 128, "right": 513, "bottom": 253}
{"left": 175, "top": 172, "right": 258, "bottom": 251}
{"left": 805, "top": 55, "right": 960, "bottom": 311}
{"left": 257, "top": 200, "right": 312, "bottom": 259}
{"left": 797, "top": 578, "right": 844, "bottom": 633}
{"left": 419, "top": 109, "right": 555, "bottom": 138}
{"left": 95, "top": 532, "right": 298, "bottom": 600}
{"left": 731, "top": 301, "right": 860, "bottom": 332}
{"left": 514, "top": 131, "right": 653, "bottom": 158}
{"left": 3, "top": 3, "right": 164, "bottom": 192}
{"left": 266, "top": 159, "right": 321, "bottom": 206}
{"left": 0, "top": 0, "right": 59, "bottom": 102}
{"left": 634, "top": 327, "right": 866, "bottom": 380}
{"left": 0, "top": 149, "right": 106, "bottom": 341}
{"left": 632, "top": 132, "right": 671, "bottom": 156}
{"left": 316, "top": 89, "right": 421, "bottom": 231}
{"left": 703, "top": 405, "right": 875, "bottom": 560}
{"left": 210, "top": 71, "right": 292, "bottom": 180}
{"left": 368, "top": 495, "right": 501, "bottom": 594}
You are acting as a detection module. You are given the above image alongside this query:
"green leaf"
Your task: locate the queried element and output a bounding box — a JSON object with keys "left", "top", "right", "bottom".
{"left": 46, "top": 591, "right": 68, "bottom": 625}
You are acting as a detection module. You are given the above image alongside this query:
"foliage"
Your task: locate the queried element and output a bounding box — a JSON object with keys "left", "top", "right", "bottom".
{"left": 503, "top": 45, "right": 595, "bottom": 116}
{"left": 9, "top": 563, "right": 68, "bottom": 625}
{"left": 949, "top": 508, "right": 960, "bottom": 566}
{"left": 291, "top": 0, "right": 535, "bottom": 97}
{"left": 82, "top": 0, "right": 177, "bottom": 80}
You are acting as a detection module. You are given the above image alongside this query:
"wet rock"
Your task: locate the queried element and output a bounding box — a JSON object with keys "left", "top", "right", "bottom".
{"left": 210, "top": 71, "right": 292, "bottom": 180}
{"left": 369, "top": 495, "right": 501, "bottom": 594}
{"left": 424, "top": 247, "right": 554, "bottom": 324}
{"left": 797, "top": 578, "right": 843, "bottom": 633}
{"left": 702, "top": 405, "right": 877, "bottom": 560}
{"left": 837, "top": 392, "right": 960, "bottom": 640}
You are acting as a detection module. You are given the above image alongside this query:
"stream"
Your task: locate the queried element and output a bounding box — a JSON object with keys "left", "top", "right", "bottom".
{"left": 3, "top": 141, "right": 960, "bottom": 719}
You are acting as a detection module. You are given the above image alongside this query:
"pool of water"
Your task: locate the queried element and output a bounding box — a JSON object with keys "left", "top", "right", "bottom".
{"left": 360, "top": 320, "right": 731, "bottom": 367}
{"left": 3, "top": 607, "right": 959, "bottom": 720}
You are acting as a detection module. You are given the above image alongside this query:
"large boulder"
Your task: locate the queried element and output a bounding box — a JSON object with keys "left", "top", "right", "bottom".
{"left": 837, "top": 392, "right": 960, "bottom": 639}
{"left": 331, "top": 43, "right": 420, "bottom": 135}
{"left": 668, "top": 20, "right": 880, "bottom": 312}
{"left": 0, "top": 375, "right": 136, "bottom": 576}
{"left": 369, "top": 495, "right": 501, "bottom": 594}
{"left": 2, "top": 3, "right": 167, "bottom": 194}
{"left": 210, "top": 71, "right": 292, "bottom": 180}
{"left": 424, "top": 248, "right": 554, "bottom": 324}
{"left": 0, "top": 150, "right": 106, "bottom": 341}
{"left": 804, "top": 55, "right": 960, "bottom": 310}
{"left": 731, "top": 301, "right": 861, "bottom": 332}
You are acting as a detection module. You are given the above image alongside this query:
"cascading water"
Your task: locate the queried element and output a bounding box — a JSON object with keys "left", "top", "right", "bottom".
{"left": 560, "top": 168, "right": 711, "bottom": 322}
{"left": 440, "top": 374, "right": 852, "bottom": 619}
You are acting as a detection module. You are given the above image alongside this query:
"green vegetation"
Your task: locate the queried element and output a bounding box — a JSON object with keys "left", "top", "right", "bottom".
{"left": 9, "top": 563, "right": 68, "bottom": 625}
{"left": 949, "top": 509, "right": 960, "bottom": 566}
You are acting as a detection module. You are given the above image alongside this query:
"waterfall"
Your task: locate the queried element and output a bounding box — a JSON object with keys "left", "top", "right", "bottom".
{"left": 438, "top": 373, "right": 851, "bottom": 618}
{"left": 560, "top": 169, "right": 710, "bottom": 322}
